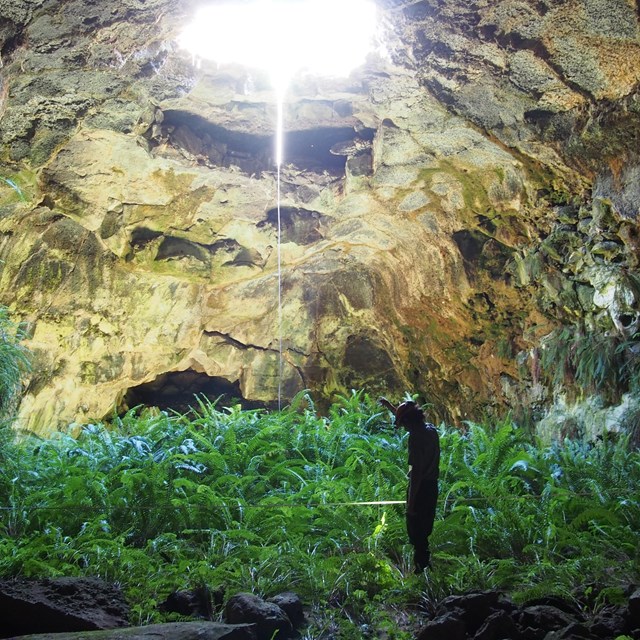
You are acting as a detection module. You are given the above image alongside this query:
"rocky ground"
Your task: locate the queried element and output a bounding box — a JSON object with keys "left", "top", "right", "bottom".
{"left": 1, "top": 577, "right": 639, "bottom": 640}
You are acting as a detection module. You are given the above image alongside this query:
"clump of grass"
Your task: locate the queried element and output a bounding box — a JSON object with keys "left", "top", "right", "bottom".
{"left": 0, "top": 392, "right": 638, "bottom": 635}
{"left": 539, "top": 326, "right": 640, "bottom": 402}
{"left": 0, "top": 306, "right": 31, "bottom": 420}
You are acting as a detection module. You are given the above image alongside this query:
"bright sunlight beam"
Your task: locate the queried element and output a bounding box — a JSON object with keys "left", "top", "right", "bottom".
{"left": 178, "top": 0, "right": 379, "bottom": 90}
{"left": 178, "top": 1, "right": 379, "bottom": 411}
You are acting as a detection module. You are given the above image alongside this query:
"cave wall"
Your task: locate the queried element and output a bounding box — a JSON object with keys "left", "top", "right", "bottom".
{"left": 0, "top": 0, "right": 638, "bottom": 434}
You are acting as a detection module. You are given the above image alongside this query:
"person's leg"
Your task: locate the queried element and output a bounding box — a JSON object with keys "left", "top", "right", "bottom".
{"left": 408, "top": 481, "right": 438, "bottom": 572}
{"left": 421, "top": 480, "right": 438, "bottom": 538}
{"left": 406, "top": 510, "right": 430, "bottom": 571}
{"left": 414, "top": 542, "right": 430, "bottom": 572}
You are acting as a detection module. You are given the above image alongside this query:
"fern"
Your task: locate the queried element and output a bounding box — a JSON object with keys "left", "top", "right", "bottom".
{"left": 1, "top": 397, "right": 638, "bottom": 633}
{"left": 539, "top": 325, "right": 640, "bottom": 401}
{"left": 0, "top": 307, "right": 31, "bottom": 420}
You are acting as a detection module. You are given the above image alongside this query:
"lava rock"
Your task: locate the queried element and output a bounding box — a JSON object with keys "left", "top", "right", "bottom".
{"left": 159, "top": 586, "right": 224, "bottom": 619}
{"left": 224, "top": 593, "right": 292, "bottom": 640}
{"left": 473, "top": 609, "right": 521, "bottom": 640}
{"left": 436, "top": 591, "right": 503, "bottom": 634}
{"left": 518, "top": 605, "right": 578, "bottom": 633}
{"left": 627, "top": 588, "right": 640, "bottom": 630}
{"left": 7, "top": 621, "right": 257, "bottom": 640}
{"left": 266, "top": 592, "right": 305, "bottom": 627}
{"left": 0, "top": 577, "right": 129, "bottom": 639}
{"left": 417, "top": 611, "right": 467, "bottom": 640}
{"left": 589, "top": 606, "right": 628, "bottom": 638}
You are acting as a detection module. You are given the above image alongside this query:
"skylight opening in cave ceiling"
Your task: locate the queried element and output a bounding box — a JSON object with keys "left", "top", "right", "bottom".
{"left": 178, "top": 0, "right": 379, "bottom": 90}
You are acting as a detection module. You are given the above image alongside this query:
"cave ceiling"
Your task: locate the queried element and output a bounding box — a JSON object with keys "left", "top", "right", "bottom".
{"left": 0, "top": 0, "right": 639, "bottom": 434}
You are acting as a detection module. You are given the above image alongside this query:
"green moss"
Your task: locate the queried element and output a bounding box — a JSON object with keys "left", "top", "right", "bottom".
{"left": 80, "top": 355, "right": 125, "bottom": 385}
{"left": 143, "top": 259, "right": 210, "bottom": 282}
{"left": 510, "top": 251, "right": 545, "bottom": 287}
{"left": 130, "top": 176, "right": 216, "bottom": 233}
{"left": 417, "top": 161, "right": 523, "bottom": 232}
{"left": 151, "top": 168, "right": 204, "bottom": 196}
{"left": 418, "top": 163, "right": 486, "bottom": 217}
{"left": 568, "top": 115, "right": 640, "bottom": 168}
{"left": 0, "top": 168, "right": 39, "bottom": 206}
{"left": 80, "top": 361, "right": 97, "bottom": 384}
{"left": 496, "top": 336, "right": 514, "bottom": 359}
{"left": 30, "top": 130, "right": 70, "bottom": 167}
{"left": 15, "top": 252, "right": 70, "bottom": 293}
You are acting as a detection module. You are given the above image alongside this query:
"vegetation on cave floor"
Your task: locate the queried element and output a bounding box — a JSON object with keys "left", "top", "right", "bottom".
{"left": 0, "top": 391, "right": 638, "bottom": 637}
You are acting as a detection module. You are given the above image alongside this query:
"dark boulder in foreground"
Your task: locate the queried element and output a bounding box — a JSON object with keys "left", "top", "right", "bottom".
{"left": 224, "top": 592, "right": 293, "bottom": 640}
{"left": 0, "top": 577, "right": 129, "bottom": 639}
{"left": 266, "top": 592, "right": 306, "bottom": 628}
{"left": 0, "top": 580, "right": 304, "bottom": 640}
{"left": 158, "top": 585, "right": 225, "bottom": 619}
{"left": 4, "top": 622, "right": 257, "bottom": 640}
{"left": 3, "top": 580, "right": 638, "bottom": 640}
{"left": 418, "top": 589, "right": 640, "bottom": 640}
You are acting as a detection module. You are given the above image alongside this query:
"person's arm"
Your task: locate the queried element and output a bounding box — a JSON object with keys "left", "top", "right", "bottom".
{"left": 378, "top": 397, "right": 397, "bottom": 415}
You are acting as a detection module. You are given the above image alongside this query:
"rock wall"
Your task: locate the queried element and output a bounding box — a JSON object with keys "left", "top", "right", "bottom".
{"left": 0, "top": 0, "right": 638, "bottom": 434}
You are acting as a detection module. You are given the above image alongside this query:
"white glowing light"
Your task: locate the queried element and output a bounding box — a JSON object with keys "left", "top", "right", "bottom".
{"left": 178, "top": 0, "right": 378, "bottom": 89}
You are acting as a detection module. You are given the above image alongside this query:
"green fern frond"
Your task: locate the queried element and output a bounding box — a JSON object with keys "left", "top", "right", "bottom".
{"left": 569, "top": 506, "right": 622, "bottom": 529}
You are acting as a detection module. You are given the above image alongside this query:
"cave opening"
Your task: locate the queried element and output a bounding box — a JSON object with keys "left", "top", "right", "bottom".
{"left": 122, "top": 370, "right": 269, "bottom": 415}
{"left": 158, "top": 110, "right": 370, "bottom": 177}
{"left": 177, "top": 0, "right": 379, "bottom": 84}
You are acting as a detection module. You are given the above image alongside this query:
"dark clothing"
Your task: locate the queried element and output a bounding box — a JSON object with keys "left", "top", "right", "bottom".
{"left": 408, "top": 423, "right": 440, "bottom": 484}
{"left": 406, "top": 423, "right": 439, "bottom": 571}
{"left": 407, "top": 478, "right": 438, "bottom": 570}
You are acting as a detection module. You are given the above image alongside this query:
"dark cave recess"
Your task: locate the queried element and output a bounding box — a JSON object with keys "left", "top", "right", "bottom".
{"left": 153, "top": 110, "right": 375, "bottom": 176}
{"left": 121, "top": 370, "right": 273, "bottom": 415}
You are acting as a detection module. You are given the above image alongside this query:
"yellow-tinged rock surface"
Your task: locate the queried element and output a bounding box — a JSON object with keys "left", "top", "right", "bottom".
{"left": 0, "top": 0, "right": 639, "bottom": 434}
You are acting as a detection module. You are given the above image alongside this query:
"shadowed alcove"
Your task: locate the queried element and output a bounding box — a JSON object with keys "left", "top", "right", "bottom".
{"left": 122, "top": 370, "right": 268, "bottom": 414}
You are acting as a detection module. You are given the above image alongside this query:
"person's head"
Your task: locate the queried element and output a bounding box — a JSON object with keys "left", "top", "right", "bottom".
{"left": 395, "top": 401, "right": 425, "bottom": 430}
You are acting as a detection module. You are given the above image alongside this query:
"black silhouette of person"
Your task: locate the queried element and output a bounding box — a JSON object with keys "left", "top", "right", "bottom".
{"left": 380, "top": 397, "right": 440, "bottom": 572}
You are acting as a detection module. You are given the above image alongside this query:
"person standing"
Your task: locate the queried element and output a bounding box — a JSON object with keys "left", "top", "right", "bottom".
{"left": 379, "top": 397, "right": 440, "bottom": 573}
